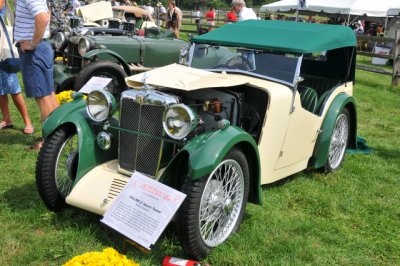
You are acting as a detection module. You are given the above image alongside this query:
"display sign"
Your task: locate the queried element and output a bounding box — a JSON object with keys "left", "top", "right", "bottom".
{"left": 101, "top": 172, "right": 186, "bottom": 250}
{"left": 372, "top": 45, "right": 391, "bottom": 65}
{"left": 79, "top": 76, "right": 112, "bottom": 94}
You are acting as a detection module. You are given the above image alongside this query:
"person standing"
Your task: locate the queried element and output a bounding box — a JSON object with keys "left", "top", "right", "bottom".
{"left": 14, "top": 0, "right": 59, "bottom": 148}
{"left": 0, "top": 0, "right": 34, "bottom": 134}
{"left": 192, "top": 6, "right": 202, "bottom": 31}
{"left": 144, "top": 2, "right": 154, "bottom": 17}
{"left": 231, "top": 0, "right": 256, "bottom": 21}
{"left": 154, "top": 2, "right": 166, "bottom": 28}
{"left": 225, "top": 7, "right": 237, "bottom": 24}
{"left": 166, "top": 1, "right": 182, "bottom": 38}
{"left": 205, "top": 6, "right": 215, "bottom": 31}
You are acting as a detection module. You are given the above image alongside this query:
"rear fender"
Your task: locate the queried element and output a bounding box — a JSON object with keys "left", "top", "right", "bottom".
{"left": 83, "top": 49, "right": 132, "bottom": 75}
{"left": 310, "top": 93, "right": 357, "bottom": 168}
{"left": 42, "top": 98, "right": 118, "bottom": 182}
{"left": 160, "top": 126, "right": 262, "bottom": 205}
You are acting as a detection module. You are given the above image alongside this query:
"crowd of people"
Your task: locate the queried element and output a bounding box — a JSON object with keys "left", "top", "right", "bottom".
{"left": 0, "top": 0, "right": 273, "bottom": 150}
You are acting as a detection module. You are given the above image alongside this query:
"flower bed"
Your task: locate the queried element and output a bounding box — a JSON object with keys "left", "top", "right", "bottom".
{"left": 63, "top": 247, "right": 139, "bottom": 266}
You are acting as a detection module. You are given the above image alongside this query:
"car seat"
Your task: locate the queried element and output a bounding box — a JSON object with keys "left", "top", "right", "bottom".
{"left": 297, "top": 86, "right": 318, "bottom": 113}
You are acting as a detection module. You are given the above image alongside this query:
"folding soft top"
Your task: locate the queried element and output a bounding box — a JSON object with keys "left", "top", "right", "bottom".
{"left": 192, "top": 20, "right": 356, "bottom": 54}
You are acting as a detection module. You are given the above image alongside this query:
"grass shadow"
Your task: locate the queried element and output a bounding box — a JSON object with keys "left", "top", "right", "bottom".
{"left": 373, "top": 146, "right": 400, "bottom": 160}
{"left": 3, "top": 182, "right": 43, "bottom": 210}
{"left": 0, "top": 128, "right": 39, "bottom": 147}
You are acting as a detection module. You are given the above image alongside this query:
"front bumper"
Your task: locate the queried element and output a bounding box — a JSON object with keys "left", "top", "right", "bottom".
{"left": 66, "top": 160, "right": 129, "bottom": 215}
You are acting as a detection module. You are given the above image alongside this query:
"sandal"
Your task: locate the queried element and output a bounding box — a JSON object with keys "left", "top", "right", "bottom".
{"left": 23, "top": 126, "right": 34, "bottom": 135}
{"left": 0, "top": 121, "right": 13, "bottom": 129}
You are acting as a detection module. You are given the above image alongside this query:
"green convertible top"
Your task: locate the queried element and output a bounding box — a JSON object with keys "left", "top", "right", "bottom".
{"left": 192, "top": 20, "right": 356, "bottom": 54}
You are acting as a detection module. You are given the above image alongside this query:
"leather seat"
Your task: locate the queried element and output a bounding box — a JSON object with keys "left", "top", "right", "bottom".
{"left": 297, "top": 86, "right": 318, "bottom": 113}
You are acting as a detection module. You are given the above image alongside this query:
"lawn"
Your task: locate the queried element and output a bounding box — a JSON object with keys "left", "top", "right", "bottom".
{"left": 0, "top": 62, "right": 399, "bottom": 264}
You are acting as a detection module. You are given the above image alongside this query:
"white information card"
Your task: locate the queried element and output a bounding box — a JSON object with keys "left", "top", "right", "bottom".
{"left": 101, "top": 172, "right": 186, "bottom": 249}
{"left": 79, "top": 76, "right": 112, "bottom": 94}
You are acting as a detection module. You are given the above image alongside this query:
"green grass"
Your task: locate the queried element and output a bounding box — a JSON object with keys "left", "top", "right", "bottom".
{"left": 1, "top": 64, "right": 400, "bottom": 265}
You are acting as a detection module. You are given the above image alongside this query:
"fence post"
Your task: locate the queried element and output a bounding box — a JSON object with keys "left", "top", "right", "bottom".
{"left": 392, "top": 30, "right": 400, "bottom": 86}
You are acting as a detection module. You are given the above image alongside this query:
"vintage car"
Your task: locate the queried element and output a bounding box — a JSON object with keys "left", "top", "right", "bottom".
{"left": 36, "top": 20, "right": 358, "bottom": 259}
{"left": 52, "top": 3, "right": 186, "bottom": 100}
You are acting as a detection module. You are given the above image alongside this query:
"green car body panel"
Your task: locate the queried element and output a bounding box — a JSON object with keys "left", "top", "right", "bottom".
{"left": 53, "top": 34, "right": 188, "bottom": 91}
{"left": 82, "top": 35, "right": 186, "bottom": 67}
{"left": 42, "top": 98, "right": 118, "bottom": 183}
{"left": 160, "top": 126, "right": 262, "bottom": 205}
{"left": 83, "top": 49, "right": 132, "bottom": 74}
{"left": 311, "top": 93, "right": 357, "bottom": 168}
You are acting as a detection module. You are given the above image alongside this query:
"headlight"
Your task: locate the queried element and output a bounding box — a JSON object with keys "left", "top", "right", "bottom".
{"left": 84, "top": 30, "right": 95, "bottom": 36}
{"left": 163, "top": 104, "right": 196, "bottom": 140}
{"left": 54, "top": 32, "right": 67, "bottom": 51}
{"left": 86, "top": 90, "right": 116, "bottom": 122}
{"left": 78, "top": 37, "right": 91, "bottom": 56}
{"left": 179, "top": 45, "right": 189, "bottom": 65}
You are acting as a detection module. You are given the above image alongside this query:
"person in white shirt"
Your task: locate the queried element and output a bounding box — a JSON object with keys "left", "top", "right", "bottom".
{"left": 231, "top": 0, "right": 256, "bottom": 21}
{"left": 154, "top": 2, "right": 166, "bottom": 28}
{"left": 144, "top": 2, "right": 154, "bottom": 16}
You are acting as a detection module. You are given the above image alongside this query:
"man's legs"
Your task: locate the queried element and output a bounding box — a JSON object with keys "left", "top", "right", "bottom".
{"left": 35, "top": 92, "right": 59, "bottom": 122}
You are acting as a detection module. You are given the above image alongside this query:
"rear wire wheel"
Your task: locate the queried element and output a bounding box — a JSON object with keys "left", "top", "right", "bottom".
{"left": 36, "top": 127, "right": 78, "bottom": 211}
{"left": 177, "top": 147, "right": 249, "bottom": 259}
{"left": 324, "top": 108, "right": 350, "bottom": 172}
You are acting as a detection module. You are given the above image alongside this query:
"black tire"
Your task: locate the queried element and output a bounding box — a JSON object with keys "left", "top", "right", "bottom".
{"left": 176, "top": 147, "right": 250, "bottom": 259}
{"left": 324, "top": 108, "right": 350, "bottom": 172}
{"left": 35, "top": 127, "right": 78, "bottom": 211}
{"left": 74, "top": 60, "right": 128, "bottom": 103}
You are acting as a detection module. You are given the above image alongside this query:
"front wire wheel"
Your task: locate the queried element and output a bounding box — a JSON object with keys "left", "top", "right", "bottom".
{"left": 36, "top": 127, "right": 78, "bottom": 211}
{"left": 177, "top": 147, "right": 249, "bottom": 259}
{"left": 325, "top": 108, "right": 350, "bottom": 172}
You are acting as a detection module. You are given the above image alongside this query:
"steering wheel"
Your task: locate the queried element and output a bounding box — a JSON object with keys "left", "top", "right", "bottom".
{"left": 214, "top": 55, "right": 253, "bottom": 70}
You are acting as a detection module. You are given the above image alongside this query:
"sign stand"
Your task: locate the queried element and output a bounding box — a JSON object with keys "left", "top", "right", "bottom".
{"left": 122, "top": 238, "right": 150, "bottom": 254}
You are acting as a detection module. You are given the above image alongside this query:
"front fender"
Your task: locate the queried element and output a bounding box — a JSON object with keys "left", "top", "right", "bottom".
{"left": 42, "top": 98, "right": 118, "bottom": 181}
{"left": 161, "top": 126, "right": 262, "bottom": 205}
{"left": 311, "top": 93, "right": 357, "bottom": 168}
{"left": 83, "top": 49, "right": 132, "bottom": 75}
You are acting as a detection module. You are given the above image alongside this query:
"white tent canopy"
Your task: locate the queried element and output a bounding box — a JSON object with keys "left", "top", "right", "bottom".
{"left": 260, "top": 0, "right": 400, "bottom": 18}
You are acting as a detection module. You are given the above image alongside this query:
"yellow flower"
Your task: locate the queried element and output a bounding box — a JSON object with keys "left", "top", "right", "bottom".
{"left": 56, "top": 90, "right": 87, "bottom": 105}
{"left": 63, "top": 247, "right": 139, "bottom": 266}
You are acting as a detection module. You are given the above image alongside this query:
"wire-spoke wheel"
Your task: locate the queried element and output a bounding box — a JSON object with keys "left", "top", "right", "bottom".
{"left": 325, "top": 108, "right": 350, "bottom": 172}
{"left": 36, "top": 127, "right": 78, "bottom": 211}
{"left": 177, "top": 147, "right": 249, "bottom": 259}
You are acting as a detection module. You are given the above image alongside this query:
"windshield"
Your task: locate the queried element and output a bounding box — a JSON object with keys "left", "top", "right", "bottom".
{"left": 189, "top": 43, "right": 302, "bottom": 84}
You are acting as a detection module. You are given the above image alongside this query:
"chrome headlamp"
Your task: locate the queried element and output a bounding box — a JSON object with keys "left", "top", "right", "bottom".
{"left": 54, "top": 32, "right": 68, "bottom": 51}
{"left": 78, "top": 37, "right": 91, "bottom": 56}
{"left": 163, "top": 104, "right": 196, "bottom": 140}
{"left": 179, "top": 45, "right": 189, "bottom": 65}
{"left": 86, "top": 90, "right": 116, "bottom": 122}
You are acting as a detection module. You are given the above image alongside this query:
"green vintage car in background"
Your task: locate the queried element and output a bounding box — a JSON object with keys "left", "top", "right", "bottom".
{"left": 36, "top": 20, "right": 358, "bottom": 259}
{"left": 52, "top": 4, "right": 188, "bottom": 100}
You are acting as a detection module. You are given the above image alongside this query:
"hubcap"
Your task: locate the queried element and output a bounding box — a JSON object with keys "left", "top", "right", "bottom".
{"left": 199, "top": 159, "right": 244, "bottom": 247}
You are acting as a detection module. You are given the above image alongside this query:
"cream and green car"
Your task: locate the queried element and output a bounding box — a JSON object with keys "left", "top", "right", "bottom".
{"left": 36, "top": 20, "right": 358, "bottom": 259}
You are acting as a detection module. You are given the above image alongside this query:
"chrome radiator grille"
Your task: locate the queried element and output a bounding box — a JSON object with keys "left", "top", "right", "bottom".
{"left": 119, "top": 98, "right": 166, "bottom": 177}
